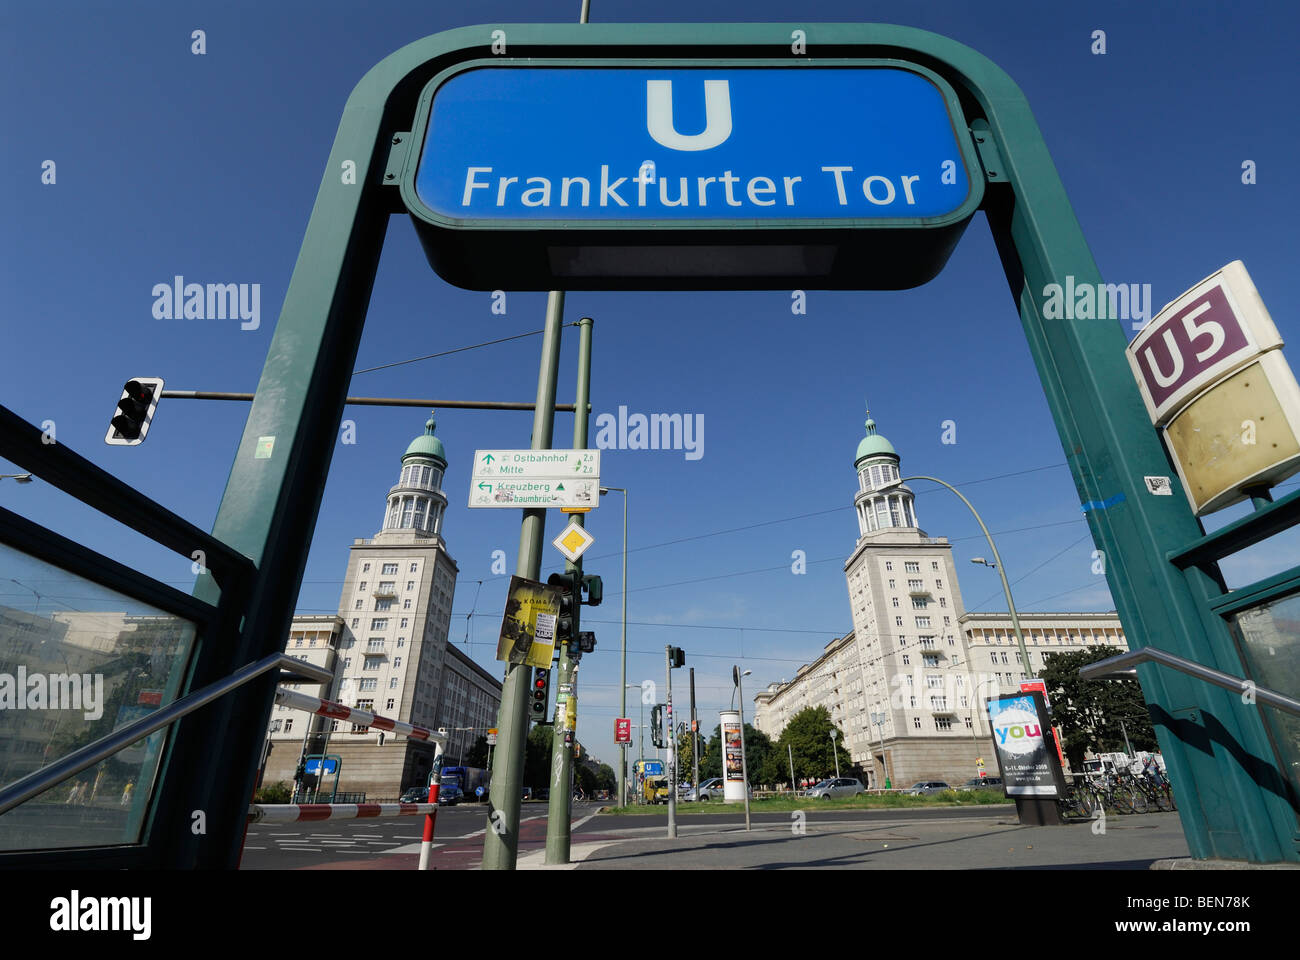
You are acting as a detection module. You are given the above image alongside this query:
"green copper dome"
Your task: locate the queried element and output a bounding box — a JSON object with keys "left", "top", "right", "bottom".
{"left": 403, "top": 412, "right": 447, "bottom": 464}
{"left": 854, "top": 409, "right": 897, "bottom": 464}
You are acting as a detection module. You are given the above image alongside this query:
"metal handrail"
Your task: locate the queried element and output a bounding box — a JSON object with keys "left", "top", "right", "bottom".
{"left": 0, "top": 652, "right": 334, "bottom": 816}
{"left": 1079, "top": 645, "right": 1300, "bottom": 717}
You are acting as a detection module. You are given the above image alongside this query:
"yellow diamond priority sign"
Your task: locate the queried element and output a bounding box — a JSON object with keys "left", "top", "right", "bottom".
{"left": 552, "top": 520, "right": 594, "bottom": 563}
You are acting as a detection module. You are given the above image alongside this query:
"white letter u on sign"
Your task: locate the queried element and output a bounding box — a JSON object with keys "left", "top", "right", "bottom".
{"left": 646, "top": 80, "right": 732, "bottom": 151}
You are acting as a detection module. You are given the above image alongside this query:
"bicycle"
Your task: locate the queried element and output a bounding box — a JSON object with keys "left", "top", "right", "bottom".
{"left": 1112, "top": 770, "right": 1149, "bottom": 814}
{"left": 1136, "top": 771, "right": 1176, "bottom": 811}
{"left": 1059, "top": 775, "right": 1099, "bottom": 819}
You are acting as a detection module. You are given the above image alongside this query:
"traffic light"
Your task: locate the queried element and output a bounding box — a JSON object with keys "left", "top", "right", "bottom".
{"left": 668, "top": 646, "right": 685, "bottom": 668}
{"left": 105, "top": 377, "right": 164, "bottom": 446}
{"left": 547, "top": 571, "right": 580, "bottom": 646}
{"left": 577, "top": 631, "right": 596, "bottom": 654}
{"left": 530, "top": 666, "right": 551, "bottom": 723}
{"left": 294, "top": 757, "right": 307, "bottom": 782}
{"left": 650, "top": 704, "right": 665, "bottom": 748}
{"left": 581, "top": 574, "right": 603, "bottom": 607}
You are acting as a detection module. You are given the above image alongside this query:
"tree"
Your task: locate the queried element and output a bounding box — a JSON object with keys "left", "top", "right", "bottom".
{"left": 674, "top": 727, "right": 701, "bottom": 782}
{"left": 771, "top": 706, "right": 853, "bottom": 786}
{"left": 464, "top": 735, "right": 489, "bottom": 768}
{"left": 524, "top": 725, "right": 553, "bottom": 789}
{"left": 594, "top": 763, "right": 617, "bottom": 793}
{"left": 1038, "top": 647, "right": 1158, "bottom": 768}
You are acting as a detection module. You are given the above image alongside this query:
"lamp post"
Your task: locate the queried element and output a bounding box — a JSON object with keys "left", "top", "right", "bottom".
{"left": 870, "top": 710, "right": 890, "bottom": 789}
{"left": 972, "top": 676, "right": 999, "bottom": 777}
{"left": 0, "top": 474, "right": 33, "bottom": 483}
{"left": 883, "top": 475, "right": 1033, "bottom": 678}
{"left": 601, "top": 485, "right": 629, "bottom": 814}
{"left": 830, "top": 731, "right": 841, "bottom": 780}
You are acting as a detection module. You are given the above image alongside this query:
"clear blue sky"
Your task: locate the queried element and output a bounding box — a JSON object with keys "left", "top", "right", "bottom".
{"left": 3, "top": 0, "right": 1298, "bottom": 770}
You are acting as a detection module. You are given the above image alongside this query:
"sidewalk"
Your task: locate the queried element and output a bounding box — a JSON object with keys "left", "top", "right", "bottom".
{"left": 523, "top": 810, "right": 1192, "bottom": 870}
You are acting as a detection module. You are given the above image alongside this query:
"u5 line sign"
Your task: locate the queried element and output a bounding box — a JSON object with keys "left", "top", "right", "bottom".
{"left": 398, "top": 61, "right": 984, "bottom": 290}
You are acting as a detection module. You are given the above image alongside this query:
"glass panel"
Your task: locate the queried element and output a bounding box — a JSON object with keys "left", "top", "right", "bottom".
{"left": 412, "top": 498, "right": 427, "bottom": 531}
{"left": 0, "top": 545, "right": 198, "bottom": 851}
{"left": 1226, "top": 589, "right": 1300, "bottom": 825}
{"left": 400, "top": 498, "right": 414, "bottom": 527}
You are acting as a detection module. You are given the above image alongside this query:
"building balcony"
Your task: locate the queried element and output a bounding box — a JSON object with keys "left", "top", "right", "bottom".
{"left": 372, "top": 587, "right": 397, "bottom": 599}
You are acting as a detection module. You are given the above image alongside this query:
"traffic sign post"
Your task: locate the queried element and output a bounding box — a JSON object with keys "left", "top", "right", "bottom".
{"left": 551, "top": 520, "right": 594, "bottom": 563}
{"left": 469, "top": 449, "right": 599, "bottom": 510}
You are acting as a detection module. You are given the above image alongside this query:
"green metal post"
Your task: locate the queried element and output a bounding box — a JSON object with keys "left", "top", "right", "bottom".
{"left": 481, "top": 290, "right": 565, "bottom": 870}
{"left": 546, "top": 315, "right": 592, "bottom": 864}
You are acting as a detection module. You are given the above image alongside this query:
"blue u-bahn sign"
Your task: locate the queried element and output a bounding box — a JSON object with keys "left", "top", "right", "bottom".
{"left": 400, "top": 61, "right": 984, "bottom": 290}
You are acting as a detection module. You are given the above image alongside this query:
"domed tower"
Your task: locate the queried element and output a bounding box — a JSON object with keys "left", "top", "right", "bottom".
{"left": 852, "top": 407, "right": 917, "bottom": 537}
{"left": 381, "top": 412, "right": 449, "bottom": 542}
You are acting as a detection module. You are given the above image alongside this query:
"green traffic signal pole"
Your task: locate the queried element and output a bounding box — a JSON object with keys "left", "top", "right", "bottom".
{"left": 481, "top": 291, "right": 565, "bottom": 871}
{"left": 545, "top": 315, "right": 593, "bottom": 864}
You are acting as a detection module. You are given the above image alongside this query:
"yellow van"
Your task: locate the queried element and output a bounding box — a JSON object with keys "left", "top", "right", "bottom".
{"left": 643, "top": 775, "right": 670, "bottom": 804}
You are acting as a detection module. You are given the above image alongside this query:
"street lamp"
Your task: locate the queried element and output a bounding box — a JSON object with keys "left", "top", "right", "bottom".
{"left": 601, "top": 486, "right": 629, "bottom": 811}
{"left": 830, "top": 730, "right": 841, "bottom": 780}
{"left": 730, "top": 671, "right": 751, "bottom": 711}
{"left": 0, "top": 474, "right": 33, "bottom": 483}
{"left": 971, "top": 676, "right": 999, "bottom": 777}
{"left": 869, "top": 710, "right": 890, "bottom": 789}
{"left": 625, "top": 682, "right": 642, "bottom": 805}
{"left": 882, "top": 475, "right": 1033, "bottom": 678}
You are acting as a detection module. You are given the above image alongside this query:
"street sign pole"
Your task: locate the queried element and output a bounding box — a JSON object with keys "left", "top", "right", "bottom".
{"left": 546, "top": 316, "right": 592, "bottom": 865}
{"left": 690, "top": 667, "right": 699, "bottom": 799}
{"left": 482, "top": 291, "right": 564, "bottom": 871}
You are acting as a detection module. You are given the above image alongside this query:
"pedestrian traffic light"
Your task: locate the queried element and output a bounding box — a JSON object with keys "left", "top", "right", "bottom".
{"left": 650, "top": 704, "right": 665, "bottom": 748}
{"left": 547, "top": 571, "right": 580, "bottom": 645}
{"left": 580, "top": 573, "right": 603, "bottom": 606}
{"left": 294, "top": 757, "right": 307, "bottom": 782}
{"left": 668, "top": 646, "right": 686, "bottom": 668}
{"left": 530, "top": 667, "right": 551, "bottom": 722}
{"left": 105, "top": 377, "right": 164, "bottom": 446}
{"left": 577, "top": 631, "right": 596, "bottom": 654}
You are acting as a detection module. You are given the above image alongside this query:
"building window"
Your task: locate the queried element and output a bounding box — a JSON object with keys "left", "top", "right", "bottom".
{"left": 944, "top": 616, "right": 951, "bottom": 626}
{"left": 387, "top": 699, "right": 395, "bottom": 711}
{"left": 964, "top": 717, "right": 973, "bottom": 729}
{"left": 403, "top": 599, "right": 412, "bottom": 610}
{"left": 885, "top": 561, "right": 893, "bottom": 571}
{"left": 284, "top": 718, "right": 293, "bottom": 733}
{"left": 895, "top": 616, "right": 903, "bottom": 626}
{"left": 397, "top": 637, "right": 405, "bottom": 647}
{"left": 960, "top": 696, "right": 968, "bottom": 707}
{"left": 378, "top": 581, "right": 395, "bottom": 594}
{"left": 932, "top": 562, "right": 939, "bottom": 571}
{"left": 376, "top": 599, "right": 394, "bottom": 611}
{"left": 909, "top": 695, "right": 917, "bottom": 707}
{"left": 926, "top": 675, "right": 943, "bottom": 689}
{"left": 363, "top": 656, "right": 382, "bottom": 671}
{"left": 382, "top": 563, "right": 398, "bottom": 575}
{"left": 912, "top": 598, "right": 927, "bottom": 609}
{"left": 371, "top": 618, "right": 389, "bottom": 630}
{"left": 394, "top": 657, "right": 402, "bottom": 668}
{"left": 355, "top": 600, "right": 363, "bottom": 610}
{"left": 410, "top": 563, "right": 418, "bottom": 573}
{"left": 294, "top": 637, "right": 303, "bottom": 647}
{"left": 350, "top": 618, "right": 358, "bottom": 628}
{"left": 400, "top": 618, "right": 409, "bottom": 628}
{"left": 907, "top": 579, "right": 923, "bottom": 591}
{"left": 935, "top": 717, "right": 953, "bottom": 731}
{"left": 902, "top": 655, "right": 910, "bottom": 665}
{"left": 913, "top": 717, "right": 922, "bottom": 729}
{"left": 905, "top": 561, "right": 920, "bottom": 573}
{"left": 888, "top": 579, "right": 895, "bottom": 589}
{"left": 939, "top": 597, "right": 947, "bottom": 608}
{"left": 344, "top": 657, "right": 352, "bottom": 668}
{"left": 366, "top": 638, "right": 385, "bottom": 652}
{"left": 359, "top": 678, "right": 377, "bottom": 691}
{"left": 916, "top": 617, "right": 931, "bottom": 628}
{"left": 389, "top": 678, "right": 398, "bottom": 689}
{"left": 892, "top": 598, "right": 899, "bottom": 608}
{"left": 407, "top": 581, "right": 415, "bottom": 591}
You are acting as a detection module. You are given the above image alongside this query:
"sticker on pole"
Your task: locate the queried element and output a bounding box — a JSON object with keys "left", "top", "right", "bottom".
{"left": 552, "top": 520, "right": 594, "bottom": 562}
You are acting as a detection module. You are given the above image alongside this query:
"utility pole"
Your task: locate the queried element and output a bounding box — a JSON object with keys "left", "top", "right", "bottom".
{"left": 689, "top": 667, "right": 699, "bottom": 797}
{"left": 736, "top": 667, "right": 751, "bottom": 831}
{"left": 831, "top": 731, "right": 841, "bottom": 780}
{"left": 666, "top": 647, "right": 676, "bottom": 839}
{"left": 481, "top": 291, "right": 564, "bottom": 871}
{"left": 788, "top": 742, "right": 796, "bottom": 794}
{"left": 545, "top": 316, "right": 592, "bottom": 865}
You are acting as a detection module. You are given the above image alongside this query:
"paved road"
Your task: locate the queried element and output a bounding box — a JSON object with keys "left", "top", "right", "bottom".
{"left": 240, "top": 801, "right": 601, "bottom": 870}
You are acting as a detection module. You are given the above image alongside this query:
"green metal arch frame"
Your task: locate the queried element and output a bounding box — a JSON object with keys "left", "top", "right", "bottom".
{"left": 137, "top": 22, "right": 1297, "bottom": 868}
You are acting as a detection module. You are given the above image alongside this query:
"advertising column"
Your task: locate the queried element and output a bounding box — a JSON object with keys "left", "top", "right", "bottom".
{"left": 985, "top": 691, "right": 1067, "bottom": 826}
{"left": 720, "top": 710, "right": 746, "bottom": 802}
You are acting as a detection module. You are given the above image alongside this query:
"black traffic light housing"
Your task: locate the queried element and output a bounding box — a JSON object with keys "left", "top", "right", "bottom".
{"left": 530, "top": 666, "right": 551, "bottom": 723}
{"left": 105, "top": 377, "right": 164, "bottom": 446}
{"left": 668, "top": 646, "right": 686, "bottom": 668}
{"left": 547, "top": 571, "right": 580, "bottom": 646}
{"left": 580, "top": 574, "right": 603, "bottom": 607}
{"left": 650, "top": 704, "right": 666, "bottom": 748}
{"left": 577, "top": 631, "right": 596, "bottom": 654}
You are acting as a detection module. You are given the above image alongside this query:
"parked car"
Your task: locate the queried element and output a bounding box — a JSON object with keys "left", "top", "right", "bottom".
{"left": 522, "top": 787, "right": 533, "bottom": 801}
{"left": 437, "top": 785, "right": 463, "bottom": 805}
{"left": 685, "top": 777, "right": 725, "bottom": 801}
{"left": 957, "top": 776, "right": 1003, "bottom": 790}
{"left": 806, "top": 777, "right": 866, "bottom": 799}
{"left": 400, "top": 786, "right": 429, "bottom": 803}
{"left": 903, "top": 781, "right": 952, "bottom": 795}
